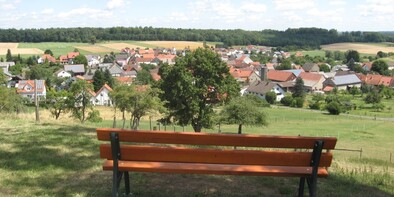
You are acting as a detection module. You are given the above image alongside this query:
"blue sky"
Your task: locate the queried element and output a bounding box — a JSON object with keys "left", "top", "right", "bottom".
{"left": 0, "top": 0, "right": 393, "bottom": 31}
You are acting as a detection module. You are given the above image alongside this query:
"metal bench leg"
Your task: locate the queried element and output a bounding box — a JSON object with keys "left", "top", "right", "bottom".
{"left": 298, "top": 177, "right": 305, "bottom": 197}
{"left": 124, "top": 171, "right": 131, "bottom": 195}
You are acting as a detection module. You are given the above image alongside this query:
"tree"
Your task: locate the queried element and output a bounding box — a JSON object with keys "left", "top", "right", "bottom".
{"left": 110, "top": 85, "right": 132, "bottom": 129}
{"left": 349, "top": 86, "right": 360, "bottom": 98}
{"left": 90, "top": 36, "right": 97, "bottom": 45}
{"left": 319, "top": 64, "right": 330, "bottom": 72}
{"left": 0, "top": 86, "right": 26, "bottom": 113}
{"left": 0, "top": 69, "right": 7, "bottom": 85}
{"left": 74, "top": 54, "right": 88, "bottom": 69}
{"left": 265, "top": 91, "right": 277, "bottom": 104}
{"left": 44, "top": 49, "right": 54, "bottom": 56}
{"left": 220, "top": 95, "right": 268, "bottom": 134}
{"left": 345, "top": 50, "right": 360, "bottom": 62}
{"left": 280, "top": 95, "right": 293, "bottom": 106}
{"left": 326, "top": 101, "right": 341, "bottom": 115}
{"left": 46, "top": 89, "right": 70, "bottom": 120}
{"left": 371, "top": 60, "right": 389, "bottom": 75}
{"left": 6, "top": 49, "right": 12, "bottom": 62}
{"left": 67, "top": 79, "right": 95, "bottom": 123}
{"left": 135, "top": 69, "right": 153, "bottom": 85}
{"left": 377, "top": 51, "right": 387, "bottom": 58}
{"left": 364, "top": 90, "right": 382, "bottom": 104}
{"left": 293, "top": 77, "right": 305, "bottom": 98}
{"left": 104, "top": 69, "right": 115, "bottom": 88}
{"left": 275, "top": 59, "right": 292, "bottom": 70}
{"left": 92, "top": 69, "right": 106, "bottom": 92}
{"left": 157, "top": 48, "right": 240, "bottom": 132}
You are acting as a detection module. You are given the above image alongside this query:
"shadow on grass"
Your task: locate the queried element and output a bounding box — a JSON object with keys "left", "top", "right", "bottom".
{"left": 0, "top": 123, "right": 392, "bottom": 197}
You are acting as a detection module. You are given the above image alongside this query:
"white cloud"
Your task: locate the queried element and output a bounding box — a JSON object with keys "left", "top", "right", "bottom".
{"left": 328, "top": 0, "right": 346, "bottom": 6}
{"left": 41, "top": 9, "right": 54, "bottom": 14}
{"left": 1, "top": 3, "right": 15, "bottom": 10}
{"left": 58, "top": 8, "right": 113, "bottom": 19}
{"left": 107, "top": 0, "right": 126, "bottom": 9}
{"left": 241, "top": 2, "right": 267, "bottom": 13}
{"left": 169, "top": 12, "right": 189, "bottom": 22}
{"left": 274, "top": 0, "right": 315, "bottom": 11}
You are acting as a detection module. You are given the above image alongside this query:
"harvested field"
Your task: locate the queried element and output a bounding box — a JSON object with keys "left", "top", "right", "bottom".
{"left": 321, "top": 42, "right": 394, "bottom": 55}
{"left": 0, "top": 42, "right": 43, "bottom": 55}
{"left": 74, "top": 45, "right": 112, "bottom": 53}
{"left": 142, "top": 41, "right": 208, "bottom": 50}
{"left": 99, "top": 43, "right": 145, "bottom": 51}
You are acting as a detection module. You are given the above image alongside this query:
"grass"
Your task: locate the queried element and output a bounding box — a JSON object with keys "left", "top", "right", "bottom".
{"left": 18, "top": 42, "right": 93, "bottom": 57}
{"left": 292, "top": 50, "right": 326, "bottom": 57}
{"left": 0, "top": 106, "right": 393, "bottom": 196}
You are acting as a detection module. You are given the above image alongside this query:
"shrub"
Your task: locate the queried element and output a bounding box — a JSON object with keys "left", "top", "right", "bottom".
{"left": 280, "top": 95, "right": 293, "bottom": 106}
{"left": 292, "top": 97, "right": 304, "bottom": 108}
{"left": 326, "top": 101, "right": 341, "bottom": 115}
{"left": 265, "top": 92, "right": 277, "bottom": 104}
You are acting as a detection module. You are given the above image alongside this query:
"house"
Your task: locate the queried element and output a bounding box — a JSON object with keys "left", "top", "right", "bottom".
{"left": 108, "top": 64, "right": 124, "bottom": 77}
{"left": 16, "top": 80, "right": 47, "bottom": 101}
{"left": 150, "top": 68, "right": 161, "bottom": 81}
{"left": 38, "top": 54, "right": 57, "bottom": 64}
{"left": 362, "top": 74, "right": 394, "bottom": 87}
{"left": 156, "top": 54, "right": 176, "bottom": 65}
{"left": 86, "top": 54, "right": 101, "bottom": 67}
{"left": 245, "top": 80, "right": 285, "bottom": 102}
{"left": 298, "top": 72, "right": 325, "bottom": 92}
{"left": 267, "top": 70, "right": 297, "bottom": 82}
{"left": 91, "top": 84, "right": 113, "bottom": 106}
{"left": 283, "top": 69, "right": 302, "bottom": 77}
{"left": 115, "top": 53, "right": 130, "bottom": 67}
{"left": 115, "top": 77, "right": 133, "bottom": 86}
{"left": 229, "top": 67, "right": 253, "bottom": 85}
{"left": 64, "top": 64, "right": 85, "bottom": 76}
{"left": 238, "top": 55, "right": 253, "bottom": 64}
{"left": 302, "top": 62, "right": 319, "bottom": 72}
{"left": 59, "top": 55, "right": 69, "bottom": 64}
{"left": 55, "top": 69, "right": 72, "bottom": 78}
{"left": 323, "top": 74, "right": 362, "bottom": 91}
{"left": 361, "top": 62, "right": 373, "bottom": 72}
{"left": 0, "top": 62, "right": 15, "bottom": 75}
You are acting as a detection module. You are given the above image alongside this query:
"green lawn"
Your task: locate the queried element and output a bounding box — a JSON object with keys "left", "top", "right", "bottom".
{"left": 18, "top": 42, "right": 91, "bottom": 57}
{"left": 0, "top": 106, "right": 393, "bottom": 196}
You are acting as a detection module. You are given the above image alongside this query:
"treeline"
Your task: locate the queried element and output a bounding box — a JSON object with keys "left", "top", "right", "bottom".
{"left": 0, "top": 27, "right": 393, "bottom": 49}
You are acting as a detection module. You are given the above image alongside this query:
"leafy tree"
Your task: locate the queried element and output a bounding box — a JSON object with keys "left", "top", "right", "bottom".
{"left": 372, "top": 103, "right": 385, "bottom": 112}
{"left": 74, "top": 54, "right": 88, "bottom": 69}
{"left": 90, "top": 36, "right": 97, "bottom": 45}
{"left": 46, "top": 89, "right": 70, "bottom": 120}
{"left": 293, "top": 77, "right": 305, "bottom": 98}
{"left": 0, "top": 69, "right": 7, "bottom": 85}
{"left": 0, "top": 86, "right": 26, "bottom": 113}
{"left": 44, "top": 49, "right": 54, "bottom": 56}
{"left": 9, "top": 63, "right": 24, "bottom": 75}
{"left": 220, "top": 95, "right": 268, "bottom": 134}
{"left": 319, "top": 64, "right": 330, "bottom": 72}
{"left": 349, "top": 86, "right": 360, "bottom": 98}
{"left": 275, "top": 59, "right": 292, "bottom": 70}
{"left": 371, "top": 60, "right": 389, "bottom": 75}
{"left": 6, "top": 49, "right": 12, "bottom": 62}
{"left": 376, "top": 51, "right": 387, "bottom": 58}
{"left": 135, "top": 69, "right": 153, "bottom": 85}
{"left": 110, "top": 85, "right": 132, "bottom": 128}
{"left": 364, "top": 91, "right": 382, "bottom": 104}
{"left": 309, "top": 93, "right": 325, "bottom": 110}
{"left": 67, "top": 79, "right": 95, "bottom": 123}
{"left": 0, "top": 57, "right": 3, "bottom": 62}
{"left": 347, "top": 58, "right": 356, "bottom": 71}
{"left": 157, "top": 48, "right": 240, "bottom": 132}
{"left": 280, "top": 95, "right": 293, "bottom": 106}
{"left": 326, "top": 101, "right": 341, "bottom": 115}
{"left": 93, "top": 69, "right": 106, "bottom": 92}
{"left": 291, "top": 97, "right": 304, "bottom": 108}
{"left": 380, "top": 86, "right": 393, "bottom": 99}
{"left": 104, "top": 69, "right": 115, "bottom": 88}
{"left": 265, "top": 91, "right": 277, "bottom": 104}
{"left": 345, "top": 50, "right": 360, "bottom": 62}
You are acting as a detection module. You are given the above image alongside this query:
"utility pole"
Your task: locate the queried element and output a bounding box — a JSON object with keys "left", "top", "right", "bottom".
{"left": 35, "top": 79, "right": 40, "bottom": 123}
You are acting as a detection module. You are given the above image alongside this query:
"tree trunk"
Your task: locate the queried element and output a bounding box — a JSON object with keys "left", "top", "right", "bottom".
{"left": 238, "top": 124, "right": 243, "bottom": 134}
{"left": 112, "top": 107, "right": 117, "bottom": 128}
{"left": 192, "top": 122, "right": 202, "bottom": 132}
{"left": 122, "top": 110, "right": 126, "bottom": 129}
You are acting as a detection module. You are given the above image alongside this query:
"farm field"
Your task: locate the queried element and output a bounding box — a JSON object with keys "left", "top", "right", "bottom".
{"left": 0, "top": 43, "right": 43, "bottom": 55}
{"left": 0, "top": 106, "right": 392, "bottom": 196}
{"left": 321, "top": 42, "right": 394, "bottom": 55}
{"left": 141, "top": 41, "right": 211, "bottom": 50}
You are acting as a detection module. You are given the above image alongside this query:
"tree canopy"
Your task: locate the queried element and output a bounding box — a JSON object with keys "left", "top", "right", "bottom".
{"left": 157, "top": 48, "right": 240, "bottom": 132}
{"left": 371, "top": 60, "right": 389, "bottom": 75}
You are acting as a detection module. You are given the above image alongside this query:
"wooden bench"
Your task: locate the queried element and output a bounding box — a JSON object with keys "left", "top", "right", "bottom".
{"left": 97, "top": 128, "right": 337, "bottom": 197}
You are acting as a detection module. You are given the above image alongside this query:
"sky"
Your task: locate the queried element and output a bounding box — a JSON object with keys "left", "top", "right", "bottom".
{"left": 0, "top": 0, "right": 393, "bottom": 31}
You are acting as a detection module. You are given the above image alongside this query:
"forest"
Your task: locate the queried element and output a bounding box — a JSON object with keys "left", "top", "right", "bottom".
{"left": 0, "top": 27, "right": 393, "bottom": 50}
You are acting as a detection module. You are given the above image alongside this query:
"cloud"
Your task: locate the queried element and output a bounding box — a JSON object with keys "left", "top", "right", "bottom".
{"left": 241, "top": 2, "right": 267, "bottom": 13}
{"left": 328, "top": 0, "right": 346, "bottom": 6}
{"left": 274, "top": 0, "right": 315, "bottom": 11}
{"left": 41, "top": 9, "right": 54, "bottom": 14}
{"left": 58, "top": 8, "right": 113, "bottom": 19}
{"left": 107, "top": 0, "right": 127, "bottom": 9}
{"left": 169, "top": 12, "right": 189, "bottom": 22}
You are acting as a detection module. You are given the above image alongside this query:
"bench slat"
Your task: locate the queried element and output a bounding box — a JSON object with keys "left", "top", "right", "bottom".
{"left": 100, "top": 145, "right": 333, "bottom": 167}
{"left": 102, "top": 160, "right": 329, "bottom": 177}
{"left": 97, "top": 128, "right": 337, "bottom": 149}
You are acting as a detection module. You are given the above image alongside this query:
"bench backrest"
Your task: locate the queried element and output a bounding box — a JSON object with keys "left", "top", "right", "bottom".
{"left": 97, "top": 128, "right": 337, "bottom": 167}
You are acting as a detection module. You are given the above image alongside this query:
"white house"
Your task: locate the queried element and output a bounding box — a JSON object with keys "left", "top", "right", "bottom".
{"left": 16, "top": 80, "right": 47, "bottom": 101}
{"left": 245, "top": 80, "right": 285, "bottom": 102}
{"left": 91, "top": 84, "right": 113, "bottom": 106}
{"left": 55, "top": 69, "right": 72, "bottom": 78}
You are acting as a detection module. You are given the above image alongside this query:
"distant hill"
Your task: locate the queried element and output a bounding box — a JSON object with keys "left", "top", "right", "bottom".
{"left": 0, "top": 27, "right": 393, "bottom": 50}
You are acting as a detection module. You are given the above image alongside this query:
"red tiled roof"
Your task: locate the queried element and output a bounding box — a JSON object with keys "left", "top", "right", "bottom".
{"left": 116, "top": 77, "right": 133, "bottom": 84}
{"left": 365, "top": 74, "right": 382, "bottom": 86}
{"left": 59, "top": 55, "right": 68, "bottom": 62}
{"left": 267, "top": 70, "right": 296, "bottom": 82}
{"left": 356, "top": 73, "right": 366, "bottom": 82}
{"left": 136, "top": 57, "right": 154, "bottom": 63}
{"left": 97, "top": 84, "right": 113, "bottom": 94}
{"left": 67, "top": 52, "right": 80, "bottom": 59}
{"left": 379, "top": 76, "right": 393, "bottom": 86}
{"left": 41, "top": 54, "right": 56, "bottom": 63}
{"left": 143, "top": 54, "right": 155, "bottom": 59}
{"left": 229, "top": 68, "right": 253, "bottom": 79}
{"left": 362, "top": 62, "right": 373, "bottom": 70}
{"left": 299, "top": 72, "right": 323, "bottom": 82}
{"left": 323, "top": 86, "right": 334, "bottom": 92}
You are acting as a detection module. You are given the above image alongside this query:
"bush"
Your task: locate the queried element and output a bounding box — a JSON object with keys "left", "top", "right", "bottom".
{"left": 280, "top": 95, "right": 293, "bottom": 106}
{"left": 87, "top": 109, "right": 103, "bottom": 122}
{"left": 291, "top": 97, "right": 304, "bottom": 108}
{"left": 309, "top": 102, "right": 321, "bottom": 110}
{"left": 326, "top": 101, "right": 341, "bottom": 115}
{"left": 265, "top": 92, "right": 277, "bottom": 104}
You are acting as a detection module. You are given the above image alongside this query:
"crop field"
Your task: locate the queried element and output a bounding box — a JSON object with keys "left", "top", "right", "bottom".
{"left": 0, "top": 43, "right": 43, "bottom": 55}
{"left": 141, "top": 41, "right": 209, "bottom": 50}
{"left": 74, "top": 45, "right": 113, "bottom": 53}
{"left": 99, "top": 42, "right": 146, "bottom": 51}
{"left": 321, "top": 42, "right": 394, "bottom": 55}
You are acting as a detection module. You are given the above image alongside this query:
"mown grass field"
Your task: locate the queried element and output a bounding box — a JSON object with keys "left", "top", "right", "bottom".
{"left": 0, "top": 106, "right": 392, "bottom": 197}
{"left": 321, "top": 42, "right": 394, "bottom": 56}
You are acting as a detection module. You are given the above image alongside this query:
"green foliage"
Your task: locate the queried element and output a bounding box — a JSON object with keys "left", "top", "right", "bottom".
{"left": 291, "top": 97, "right": 304, "bottom": 108}
{"left": 67, "top": 79, "right": 95, "bottom": 123}
{"left": 46, "top": 89, "right": 70, "bottom": 120}
{"left": 280, "top": 95, "right": 293, "bottom": 106}
{"left": 87, "top": 109, "right": 103, "bottom": 122}
{"left": 293, "top": 77, "right": 305, "bottom": 98}
{"left": 349, "top": 86, "right": 361, "bottom": 98}
{"left": 9, "top": 63, "right": 24, "bottom": 75}
{"left": 73, "top": 54, "right": 88, "bottom": 69}
{"left": 372, "top": 103, "right": 385, "bottom": 112}
{"left": 220, "top": 95, "right": 268, "bottom": 134}
{"left": 0, "top": 86, "right": 27, "bottom": 113}
{"left": 157, "top": 48, "right": 240, "bottom": 132}
{"left": 371, "top": 60, "right": 389, "bottom": 75}
{"left": 6, "top": 49, "right": 12, "bottom": 62}
{"left": 92, "top": 69, "right": 106, "bottom": 92}
{"left": 364, "top": 91, "right": 382, "bottom": 104}
{"left": 326, "top": 101, "right": 342, "bottom": 115}
{"left": 0, "top": 69, "right": 7, "bottom": 85}
{"left": 309, "top": 93, "right": 325, "bottom": 110}
{"left": 275, "top": 59, "right": 292, "bottom": 70}
{"left": 319, "top": 63, "right": 330, "bottom": 72}
{"left": 376, "top": 51, "right": 387, "bottom": 58}
{"left": 265, "top": 91, "right": 277, "bottom": 104}
{"left": 44, "top": 49, "right": 53, "bottom": 56}
{"left": 345, "top": 50, "right": 360, "bottom": 62}
{"left": 135, "top": 69, "right": 153, "bottom": 85}
{"left": 103, "top": 69, "right": 115, "bottom": 88}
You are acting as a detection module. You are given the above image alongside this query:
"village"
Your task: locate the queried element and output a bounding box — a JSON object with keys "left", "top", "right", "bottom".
{"left": 1, "top": 44, "right": 393, "bottom": 108}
